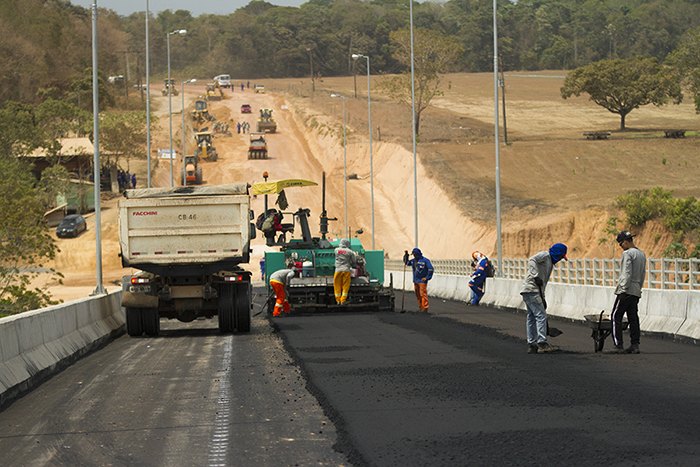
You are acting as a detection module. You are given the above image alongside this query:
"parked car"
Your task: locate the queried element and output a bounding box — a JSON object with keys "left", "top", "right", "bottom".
{"left": 213, "top": 74, "right": 231, "bottom": 88}
{"left": 241, "top": 104, "right": 252, "bottom": 113}
{"left": 56, "top": 214, "right": 87, "bottom": 238}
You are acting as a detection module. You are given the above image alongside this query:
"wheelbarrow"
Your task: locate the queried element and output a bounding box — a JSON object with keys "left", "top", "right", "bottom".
{"left": 584, "top": 311, "right": 628, "bottom": 352}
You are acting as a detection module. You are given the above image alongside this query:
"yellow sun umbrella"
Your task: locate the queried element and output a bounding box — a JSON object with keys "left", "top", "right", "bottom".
{"left": 251, "top": 179, "right": 318, "bottom": 195}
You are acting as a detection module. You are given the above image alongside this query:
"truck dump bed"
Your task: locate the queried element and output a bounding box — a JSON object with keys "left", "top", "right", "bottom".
{"left": 118, "top": 184, "right": 251, "bottom": 274}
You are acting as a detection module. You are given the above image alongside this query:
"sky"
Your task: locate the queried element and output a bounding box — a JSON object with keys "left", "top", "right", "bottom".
{"left": 70, "top": 0, "right": 307, "bottom": 17}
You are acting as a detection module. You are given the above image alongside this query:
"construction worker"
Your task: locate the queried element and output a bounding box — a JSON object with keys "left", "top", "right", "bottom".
{"left": 468, "top": 251, "right": 489, "bottom": 305}
{"left": 607, "top": 230, "right": 646, "bottom": 354}
{"left": 520, "top": 243, "right": 568, "bottom": 354}
{"left": 334, "top": 238, "right": 357, "bottom": 305}
{"left": 403, "top": 248, "right": 434, "bottom": 312}
{"left": 269, "top": 267, "right": 296, "bottom": 316}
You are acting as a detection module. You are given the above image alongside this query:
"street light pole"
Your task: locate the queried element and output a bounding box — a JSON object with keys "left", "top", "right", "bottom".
{"left": 263, "top": 171, "right": 269, "bottom": 213}
{"left": 181, "top": 78, "right": 196, "bottom": 186}
{"left": 167, "top": 29, "right": 186, "bottom": 187}
{"left": 331, "top": 94, "right": 348, "bottom": 238}
{"left": 146, "top": 0, "right": 151, "bottom": 187}
{"left": 352, "top": 53, "right": 374, "bottom": 250}
{"left": 90, "top": 0, "right": 105, "bottom": 295}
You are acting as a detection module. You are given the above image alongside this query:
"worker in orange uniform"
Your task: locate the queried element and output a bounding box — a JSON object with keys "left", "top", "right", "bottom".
{"left": 269, "top": 267, "right": 296, "bottom": 316}
{"left": 334, "top": 238, "right": 357, "bottom": 305}
{"left": 403, "top": 248, "right": 434, "bottom": 312}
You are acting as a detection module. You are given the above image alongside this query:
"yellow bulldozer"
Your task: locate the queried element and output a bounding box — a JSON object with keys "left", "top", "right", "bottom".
{"left": 191, "top": 100, "right": 214, "bottom": 127}
{"left": 205, "top": 82, "right": 224, "bottom": 101}
{"left": 256, "top": 108, "right": 277, "bottom": 133}
{"left": 161, "top": 79, "right": 178, "bottom": 96}
{"left": 193, "top": 131, "right": 218, "bottom": 161}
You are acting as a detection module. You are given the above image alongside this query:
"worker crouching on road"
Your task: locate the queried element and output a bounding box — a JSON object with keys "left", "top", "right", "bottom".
{"left": 520, "top": 243, "right": 568, "bottom": 354}
{"left": 468, "top": 251, "right": 489, "bottom": 306}
{"left": 334, "top": 238, "right": 357, "bottom": 305}
{"left": 269, "top": 267, "right": 296, "bottom": 316}
{"left": 404, "top": 248, "right": 434, "bottom": 312}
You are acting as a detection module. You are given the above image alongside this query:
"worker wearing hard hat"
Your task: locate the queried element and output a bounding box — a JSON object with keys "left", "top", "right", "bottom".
{"left": 334, "top": 238, "right": 358, "bottom": 305}
{"left": 403, "top": 248, "right": 434, "bottom": 312}
{"left": 269, "top": 267, "right": 296, "bottom": 316}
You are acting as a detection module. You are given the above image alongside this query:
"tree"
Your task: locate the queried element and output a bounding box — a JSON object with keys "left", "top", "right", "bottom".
{"left": 99, "top": 111, "right": 148, "bottom": 170}
{"left": 377, "top": 27, "right": 463, "bottom": 135}
{"left": 666, "top": 27, "right": 700, "bottom": 113}
{"left": 0, "top": 157, "right": 62, "bottom": 317}
{"left": 561, "top": 56, "right": 682, "bottom": 130}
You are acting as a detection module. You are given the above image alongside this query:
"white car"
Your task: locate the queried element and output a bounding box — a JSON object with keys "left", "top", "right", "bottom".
{"left": 213, "top": 74, "right": 231, "bottom": 88}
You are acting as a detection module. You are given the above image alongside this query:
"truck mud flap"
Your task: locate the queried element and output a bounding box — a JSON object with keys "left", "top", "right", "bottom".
{"left": 122, "top": 291, "right": 159, "bottom": 308}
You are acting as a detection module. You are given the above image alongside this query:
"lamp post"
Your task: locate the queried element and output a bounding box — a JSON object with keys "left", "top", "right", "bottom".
{"left": 331, "top": 94, "right": 348, "bottom": 238}
{"left": 167, "top": 28, "right": 186, "bottom": 187}
{"left": 351, "top": 53, "right": 374, "bottom": 250}
{"left": 146, "top": 0, "right": 151, "bottom": 187}
{"left": 181, "top": 78, "right": 196, "bottom": 186}
{"left": 90, "top": 0, "right": 105, "bottom": 295}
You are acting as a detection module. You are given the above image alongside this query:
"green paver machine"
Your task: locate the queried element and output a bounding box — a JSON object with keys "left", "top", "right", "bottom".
{"left": 254, "top": 173, "right": 394, "bottom": 314}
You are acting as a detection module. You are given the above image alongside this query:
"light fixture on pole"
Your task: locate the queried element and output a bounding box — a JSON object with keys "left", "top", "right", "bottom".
{"left": 167, "top": 28, "right": 186, "bottom": 187}
{"left": 90, "top": 0, "right": 105, "bottom": 295}
{"left": 409, "top": 0, "right": 418, "bottom": 248}
{"left": 181, "top": 78, "right": 196, "bottom": 187}
{"left": 263, "top": 171, "right": 269, "bottom": 213}
{"left": 331, "top": 94, "right": 348, "bottom": 238}
{"left": 146, "top": 0, "right": 151, "bottom": 187}
{"left": 351, "top": 53, "right": 374, "bottom": 250}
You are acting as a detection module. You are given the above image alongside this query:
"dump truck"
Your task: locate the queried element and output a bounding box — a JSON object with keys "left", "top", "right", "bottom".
{"left": 248, "top": 132, "right": 268, "bottom": 159}
{"left": 161, "top": 79, "right": 178, "bottom": 96}
{"left": 194, "top": 131, "right": 218, "bottom": 161}
{"left": 258, "top": 174, "right": 394, "bottom": 313}
{"left": 256, "top": 109, "right": 277, "bottom": 133}
{"left": 181, "top": 155, "right": 203, "bottom": 185}
{"left": 118, "top": 184, "right": 256, "bottom": 336}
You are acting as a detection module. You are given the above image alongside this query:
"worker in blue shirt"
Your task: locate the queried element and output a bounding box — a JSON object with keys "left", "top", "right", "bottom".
{"left": 403, "top": 248, "right": 434, "bottom": 312}
{"left": 468, "top": 251, "right": 489, "bottom": 305}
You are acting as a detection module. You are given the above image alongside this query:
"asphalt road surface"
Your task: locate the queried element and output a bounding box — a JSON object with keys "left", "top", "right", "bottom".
{"left": 2, "top": 291, "right": 700, "bottom": 466}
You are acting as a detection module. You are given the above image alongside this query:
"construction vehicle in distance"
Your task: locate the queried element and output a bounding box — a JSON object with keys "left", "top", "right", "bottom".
{"left": 256, "top": 109, "right": 277, "bottom": 133}
{"left": 192, "top": 100, "right": 214, "bottom": 126}
{"left": 193, "top": 131, "right": 218, "bottom": 161}
{"left": 259, "top": 173, "right": 394, "bottom": 314}
{"left": 254, "top": 85, "right": 265, "bottom": 93}
{"left": 118, "top": 183, "right": 255, "bottom": 336}
{"left": 205, "top": 82, "right": 223, "bottom": 101}
{"left": 161, "top": 79, "right": 178, "bottom": 96}
{"left": 248, "top": 132, "right": 268, "bottom": 159}
{"left": 181, "top": 155, "right": 203, "bottom": 185}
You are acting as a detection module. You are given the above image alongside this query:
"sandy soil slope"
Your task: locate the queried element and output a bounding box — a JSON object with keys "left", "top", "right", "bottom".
{"left": 40, "top": 72, "right": 700, "bottom": 301}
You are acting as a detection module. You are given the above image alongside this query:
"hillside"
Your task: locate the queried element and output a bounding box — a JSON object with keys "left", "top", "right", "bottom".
{"left": 41, "top": 72, "right": 700, "bottom": 301}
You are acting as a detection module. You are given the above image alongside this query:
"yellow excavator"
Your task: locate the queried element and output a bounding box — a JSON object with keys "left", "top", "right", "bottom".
{"left": 205, "top": 82, "right": 224, "bottom": 101}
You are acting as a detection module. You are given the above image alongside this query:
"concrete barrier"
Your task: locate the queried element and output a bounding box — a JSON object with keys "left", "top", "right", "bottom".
{"left": 0, "top": 289, "right": 124, "bottom": 406}
{"left": 386, "top": 270, "right": 700, "bottom": 342}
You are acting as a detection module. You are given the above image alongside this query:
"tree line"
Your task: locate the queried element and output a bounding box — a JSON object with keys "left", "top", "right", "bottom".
{"left": 3, "top": 0, "right": 700, "bottom": 108}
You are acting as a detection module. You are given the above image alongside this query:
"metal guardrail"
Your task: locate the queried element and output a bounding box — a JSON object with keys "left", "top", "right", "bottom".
{"left": 385, "top": 258, "right": 700, "bottom": 291}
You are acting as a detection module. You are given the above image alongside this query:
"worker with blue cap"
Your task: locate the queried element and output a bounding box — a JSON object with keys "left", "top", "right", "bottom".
{"left": 403, "top": 247, "right": 434, "bottom": 312}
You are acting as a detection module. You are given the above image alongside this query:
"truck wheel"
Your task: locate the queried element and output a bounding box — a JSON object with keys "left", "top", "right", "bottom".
{"left": 234, "top": 283, "right": 251, "bottom": 332}
{"left": 195, "top": 167, "right": 203, "bottom": 184}
{"left": 218, "top": 284, "right": 235, "bottom": 333}
{"left": 143, "top": 308, "right": 160, "bottom": 336}
{"left": 126, "top": 307, "right": 143, "bottom": 337}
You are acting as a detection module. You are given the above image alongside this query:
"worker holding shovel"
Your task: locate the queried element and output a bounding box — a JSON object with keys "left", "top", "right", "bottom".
{"left": 403, "top": 248, "right": 434, "bottom": 312}
{"left": 520, "top": 243, "right": 568, "bottom": 354}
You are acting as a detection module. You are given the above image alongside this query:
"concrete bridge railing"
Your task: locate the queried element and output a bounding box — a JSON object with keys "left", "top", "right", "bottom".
{"left": 0, "top": 290, "right": 124, "bottom": 405}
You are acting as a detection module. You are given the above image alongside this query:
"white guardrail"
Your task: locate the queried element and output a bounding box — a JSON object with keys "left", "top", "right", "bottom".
{"left": 386, "top": 257, "right": 700, "bottom": 290}
{"left": 385, "top": 258, "right": 700, "bottom": 342}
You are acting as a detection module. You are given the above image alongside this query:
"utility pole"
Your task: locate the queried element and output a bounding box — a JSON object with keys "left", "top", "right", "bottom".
{"left": 307, "top": 47, "right": 315, "bottom": 92}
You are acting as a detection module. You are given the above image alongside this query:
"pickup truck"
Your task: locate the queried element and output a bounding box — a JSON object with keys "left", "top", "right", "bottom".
{"left": 118, "top": 184, "right": 256, "bottom": 336}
